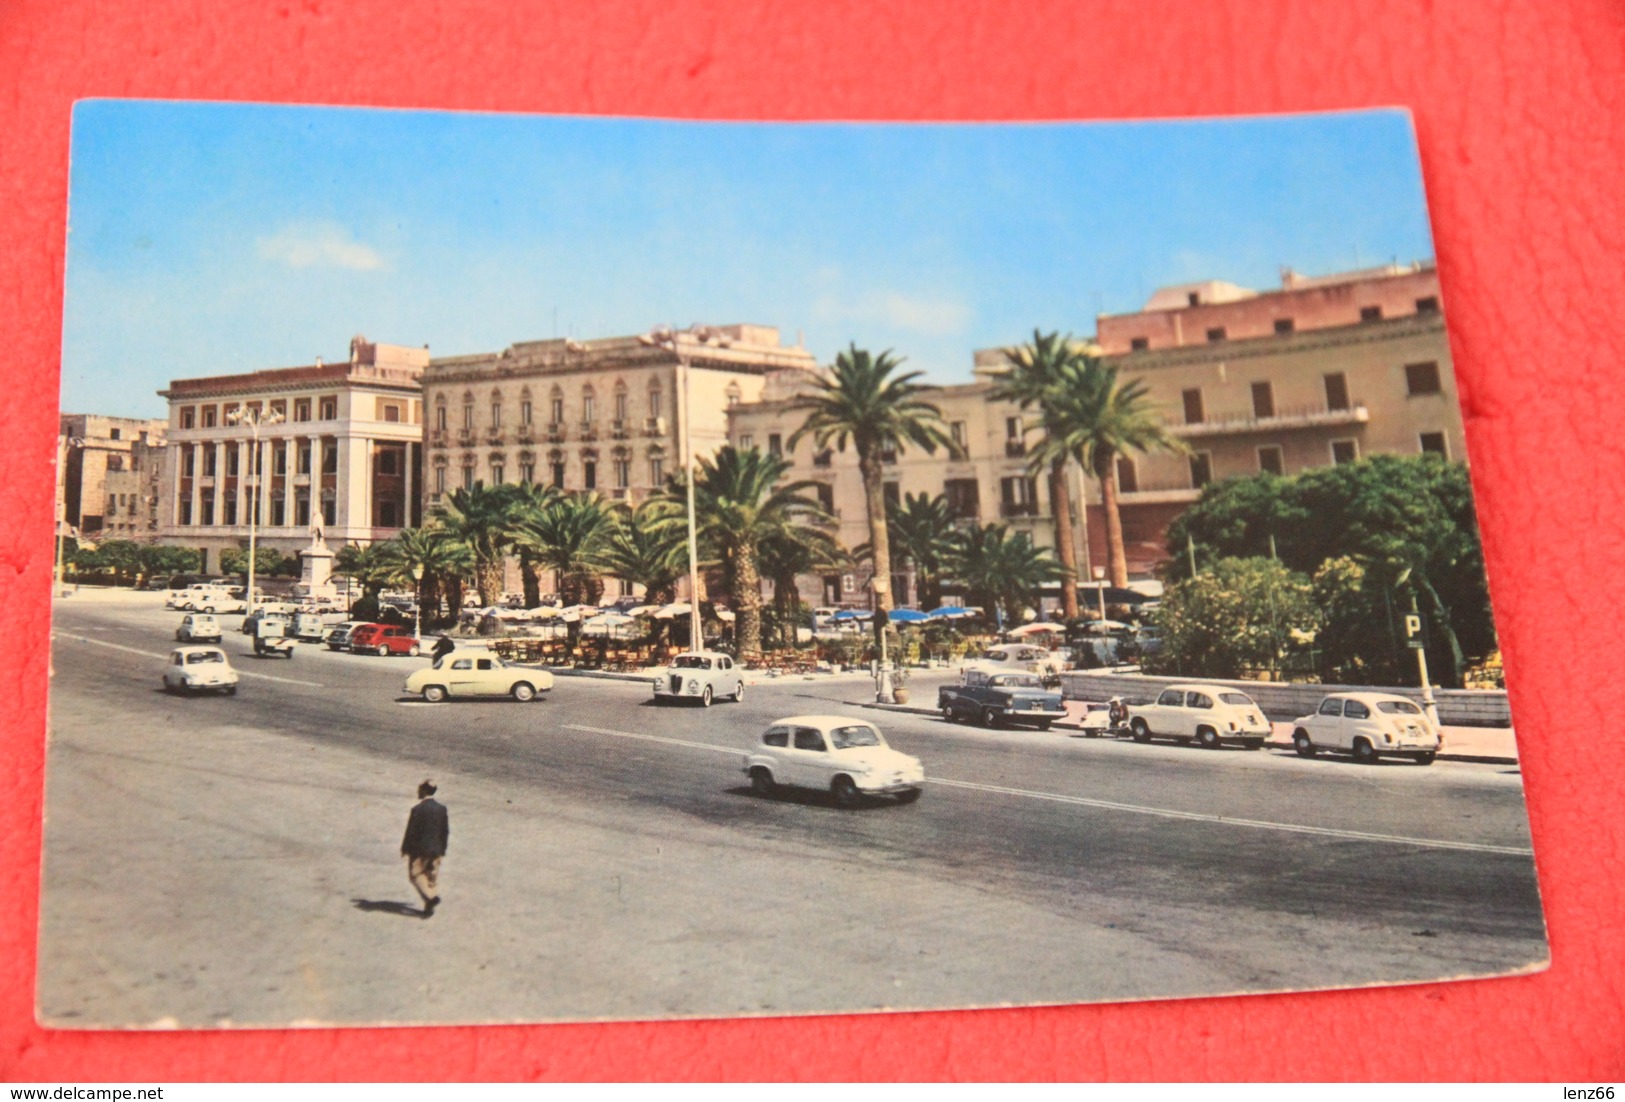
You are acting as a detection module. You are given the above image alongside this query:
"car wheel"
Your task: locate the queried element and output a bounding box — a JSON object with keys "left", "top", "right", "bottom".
{"left": 423, "top": 685, "right": 448, "bottom": 703}
{"left": 1352, "top": 738, "right": 1380, "bottom": 765}
{"left": 376, "top": 646, "right": 389, "bottom": 657}
{"left": 1197, "top": 727, "right": 1221, "bottom": 750}
{"left": 1415, "top": 751, "right": 1437, "bottom": 765}
{"left": 831, "top": 775, "right": 860, "bottom": 808}
{"left": 1130, "top": 718, "right": 1152, "bottom": 743}
{"left": 1242, "top": 738, "right": 1264, "bottom": 751}
{"left": 941, "top": 703, "right": 958, "bottom": 724}
{"left": 225, "top": 686, "right": 237, "bottom": 696}
{"left": 750, "top": 767, "right": 776, "bottom": 797}
{"left": 408, "top": 645, "right": 421, "bottom": 657}
{"left": 1294, "top": 729, "right": 1316, "bottom": 758}
{"left": 981, "top": 707, "right": 1001, "bottom": 729}
{"left": 1036, "top": 721, "right": 1054, "bottom": 731}
{"left": 511, "top": 681, "right": 536, "bottom": 702}
{"left": 731, "top": 681, "right": 745, "bottom": 703}
{"left": 895, "top": 788, "right": 922, "bottom": 804}
{"left": 701, "top": 685, "right": 713, "bottom": 707}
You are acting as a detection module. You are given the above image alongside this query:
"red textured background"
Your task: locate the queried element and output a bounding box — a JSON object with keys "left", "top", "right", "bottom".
{"left": 3, "top": 0, "right": 1622, "bottom": 1082}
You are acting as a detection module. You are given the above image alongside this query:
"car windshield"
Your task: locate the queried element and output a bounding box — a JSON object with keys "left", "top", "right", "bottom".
{"left": 829, "top": 725, "right": 882, "bottom": 749}
{"left": 1377, "top": 700, "right": 1423, "bottom": 715}
{"left": 1219, "top": 693, "right": 1257, "bottom": 707}
{"left": 993, "top": 674, "right": 1043, "bottom": 688}
{"left": 185, "top": 651, "right": 224, "bottom": 665}
{"left": 673, "top": 655, "right": 712, "bottom": 669}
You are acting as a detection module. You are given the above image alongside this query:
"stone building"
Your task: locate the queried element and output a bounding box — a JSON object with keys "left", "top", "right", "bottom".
{"left": 728, "top": 261, "right": 1464, "bottom": 603}
{"left": 421, "top": 324, "right": 818, "bottom": 507}
{"left": 57, "top": 414, "right": 169, "bottom": 540}
{"left": 155, "top": 336, "right": 427, "bottom": 573}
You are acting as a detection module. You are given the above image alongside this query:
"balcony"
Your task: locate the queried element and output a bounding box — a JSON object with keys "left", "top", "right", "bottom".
{"left": 999, "top": 501, "right": 1041, "bottom": 519}
{"left": 644, "top": 416, "right": 668, "bottom": 437}
{"left": 578, "top": 421, "right": 598, "bottom": 442}
{"left": 1004, "top": 439, "right": 1027, "bottom": 458}
{"left": 456, "top": 428, "right": 477, "bottom": 446}
{"left": 485, "top": 429, "right": 506, "bottom": 446}
{"left": 516, "top": 424, "right": 535, "bottom": 443}
{"left": 879, "top": 448, "right": 898, "bottom": 465}
{"left": 1170, "top": 402, "right": 1369, "bottom": 438}
{"left": 547, "top": 423, "right": 567, "bottom": 443}
{"left": 611, "top": 420, "right": 630, "bottom": 439}
{"left": 427, "top": 429, "right": 449, "bottom": 448}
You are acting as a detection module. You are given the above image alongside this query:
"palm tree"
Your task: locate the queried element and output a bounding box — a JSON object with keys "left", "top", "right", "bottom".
{"left": 379, "top": 525, "right": 473, "bottom": 628}
{"left": 884, "top": 492, "right": 957, "bottom": 612}
{"left": 1035, "top": 354, "right": 1188, "bottom": 588}
{"left": 947, "top": 523, "right": 1063, "bottom": 628}
{"left": 758, "top": 521, "right": 846, "bottom": 651}
{"left": 432, "top": 482, "right": 518, "bottom": 608}
{"left": 332, "top": 542, "right": 393, "bottom": 612}
{"left": 597, "top": 499, "right": 691, "bottom": 650}
{"left": 511, "top": 493, "right": 617, "bottom": 648}
{"left": 786, "top": 344, "right": 952, "bottom": 656}
{"left": 992, "top": 330, "right": 1085, "bottom": 618}
{"left": 504, "top": 481, "right": 562, "bottom": 607}
{"left": 672, "top": 445, "right": 829, "bottom": 660}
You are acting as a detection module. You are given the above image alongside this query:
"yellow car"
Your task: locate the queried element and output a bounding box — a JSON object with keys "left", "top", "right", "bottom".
{"left": 404, "top": 649, "right": 554, "bottom": 702}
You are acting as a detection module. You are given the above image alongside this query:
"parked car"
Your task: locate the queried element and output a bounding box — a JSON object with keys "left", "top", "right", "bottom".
{"left": 324, "top": 621, "right": 365, "bottom": 651}
{"left": 741, "top": 715, "right": 924, "bottom": 807}
{"left": 963, "top": 643, "right": 1066, "bottom": 681}
{"left": 938, "top": 669, "right": 1066, "bottom": 730}
{"left": 404, "top": 652, "right": 554, "bottom": 702}
{"left": 1068, "top": 700, "right": 1117, "bottom": 737}
{"left": 167, "top": 583, "right": 230, "bottom": 611}
{"left": 1291, "top": 692, "right": 1441, "bottom": 765}
{"left": 288, "top": 613, "right": 331, "bottom": 641}
{"left": 349, "top": 623, "right": 422, "bottom": 656}
{"left": 162, "top": 645, "right": 239, "bottom": 695}
{"left": 1126, "top": 684, "right": 1271, "bottom": 750}
{"left": 652, "top": 651, "right": 745, "bottom": 706}
{"left": 174, "top": 613, "right": 223, "bottom": 643}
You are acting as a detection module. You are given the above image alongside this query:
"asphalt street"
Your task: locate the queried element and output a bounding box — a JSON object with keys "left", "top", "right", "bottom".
{"left": 38, "top": 591, "right": 1547, "bottom": 1027}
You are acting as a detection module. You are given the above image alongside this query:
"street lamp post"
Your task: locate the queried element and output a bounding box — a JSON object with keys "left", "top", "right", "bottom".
{"left": 640, "top": 325, "right": 728, "bottom": 653}
{"left": 411, "top": 563, "right": 425, "bottom": 646}
{"left": 226, "top": 407, "right": 284, "bottom": 620}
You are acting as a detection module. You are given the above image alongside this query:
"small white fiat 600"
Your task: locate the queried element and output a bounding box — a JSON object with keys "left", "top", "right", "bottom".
{"left": 1126, "top": 683, "right": 1271, "bottom": 749}
{"left": 1291, "top": 692, "right": 1441, "bottom": 765}
{"left": 742, "top": 715, "right": 924, "bottom": 807}
{"left": 162, "top": 645, "right": 240, "bottom": 696}
{"left": 652, "top": 650, "right": 745, "bottom": 706}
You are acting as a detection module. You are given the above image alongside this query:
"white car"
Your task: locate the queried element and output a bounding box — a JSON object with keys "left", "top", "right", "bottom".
{"left": 175, "top": 613, "right": 223, "bottom": 643}
{"left": 1127, "top": 683, "right": 1271, "bottom": 750}
{"left": 964, "top": 644, "right": 1065, "bottom": 680}
{"left": 404, "top": 652, "right": 555, "bottom": 702}
{"left": 1291, "top": 692, "right": 1441, "bottom": 765}
{"left": 742, "top": 715, "right": 924, "bottom": 807}
{"left": 166, "top": 584, "right": 232, "bottom": 611}
{"left": 652, "top": 651, "right": 745, "bottom": 707}
{"left": 162, "top": 646, "right": 240, "bottom": 695}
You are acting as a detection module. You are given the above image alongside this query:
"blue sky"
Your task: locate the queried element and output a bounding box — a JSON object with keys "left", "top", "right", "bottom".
{"left": 61, "top": 102, "right": 1435, "bottom": 419}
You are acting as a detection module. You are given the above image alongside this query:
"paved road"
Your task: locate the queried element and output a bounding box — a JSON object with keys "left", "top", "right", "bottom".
{"left": 38, "top": 592, "right": 1547, "bottom": 1027}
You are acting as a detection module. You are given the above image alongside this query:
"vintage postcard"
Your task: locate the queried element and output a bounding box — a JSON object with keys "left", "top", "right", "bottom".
{"left": 42, "top": 102, "right": 1545, "bottom": 1027}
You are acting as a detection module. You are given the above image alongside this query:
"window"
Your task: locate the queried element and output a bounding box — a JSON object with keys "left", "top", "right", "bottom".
{"left": 521, "top": 401, "right": 532, "bottom": 426}
{"left": 491, "top": 402, "right": 502, "bottom": 429}
{"left": 273, "top": 444, "right": 287, "bottom": 474}
{"left": 322, "top": 496, "right": 335, "bottom": 526}
{"left": 1206, "top": 327, "right": 1227, "bottom": 343}
{"left": 109, "top": 427, "right": 121, "bottom": 441}
{"left": 1000, "top": 476, "right": 1038, "bottom": 516}
{"left": 1415, "top": 296, "right": 1440, "bottom": 315}
{"left": 648, "top": 388, "right": 662, "bottom": 420}
{"left": 1251, "top": 381, "right": 1275, "bottom": 419}
{"left": 463, "top": 404, "right": 474, "bottom": 430}
{"left": 1257, "top": 445, "right": 1284, "bottom": 476}
{"left": 1273, "top": 318, "right": 1295, "bottom": 335}
{"left": 1005, "top": 416, "right": 1021, "bottom": 440}
{"left": 296, "top": 442, "right": 311, "bottom": 475}
{"left": 614, "top": 458, "right": 630, "bottom": 489}
{"left": 1182, "top": 388, "right": 1205, "bottom": 425}
{"left": 1189, "top": 452, "right": 1213, "bottom": 488}
{"left": 1405, "top": 361, "right": 1442, "bottom": 396}
{"left": 1186, "top": 692, "right": 1214, "bottom": 709}
{"left": 1116, "top": 456, "right": 1139, "bottom": 493}
{"left": 614, "top": 390, "right": 628, "bottom": 423}
{"left": 949, "top": 421, "right": 967, "bottom": 457}
{"left": 434, "top": 466, "right": 446, "bottom": 495}
{"left": 550, "top": 396, "right": 564, "bottom": 424}
{"left": 793, "top": 728, "right": 825, "bottom": 752}
{"left": 582, "top": 392, "right": 596, "bottom": 422}
{"left": 435, "top": 405, "right": 447, "bottom": 431}
{"left": 648, "top": 456, "right": 664, "bottom": 485}
{"left": 583, "top": 460, "right": 596, "bottom": 490}
{"left": 319, "top": 397, "right": 337, "bottom": 420}
{"left": 490, "top": 462, "right": 504, "bottom": 485}
{"left": 179, "top": 498, "right": 192, "bottom": 525}
{"left": 739, "top": 434, "right": 754, "bottom": 450}
{"left": 552, "top": 460, "right": 566, "bottom": 488}
{"left": 382, "top": 403, "right": 400, "bottom": 423}
{"left": 379, "top": 449, "right": 398, "bottom": 476}
{"left": 763, "top": 728, "right": 789, "bottom": 748}
{"left": 182, "top": 447, "right": 195, "bottom": 477}
{"left": 294, "top": 399, "right": 311, "bottom": 422}
{"left": 519, "top": 462, "right": 534, "bottom": 484}
{"left": 944, "top": 478, "right": 979, "bottom": 519}
{"left": 768, "top": 433, "right": 782, "bottom": 458}
{"left": 1360, "top": 305, "right": 1383, "bottom": 323}
{"left": 203, "top": 448, "right": 217, "bottom": 477}
{"left": 1323, "top": 372, "right": 1350, "bottom": 412}
{"left": 202, "top": 406, "right": 217, "bottom": 428}
{"left": 883, "top": 482, "right": 900, "bottom": 509}
{"left": 1130, "top": 337, "right": 1150, "bottom": 352}
{"left": 1419, "top": 432, "right": 1449, "bottom": 457}
{"left": 462, "top": 466, "right": 475, "bottom": 490}
{"left": 106, "top": 455, "right": 124, "bottom": 472}
{"left": 814, "top": 483, "right": 835, "bottom": 513}
{"left": 1344, "top": 699, "right": 1371, "bottom": 719}
{"left": 1331, "top": 440, "right": 1359, "bottom": 465}
{"left": 295, "top": 492, "right": 310, "bottom": 526}
{"left": 180, "top": 407, "right": 195, "bottom": 429}
{"left": 1158, "top": 689, "right": 1184, "bottom": 706}
{"left": 725, "top": 382, "right": 741, "bottom": 407}
{"left": 201, "top": 497, "right": 215, "bottom": 526}
{"left": 1187, "top": 291, "right": 1201, "bottom": 307}
{"left": 272, "top": 496, "right": 286, "bottom": 527}
{"left": 322, "top": 446, "right": 337, "bottom": 475}
{"left": 1318, "top": 698, "right": 1342, "bottom": 716}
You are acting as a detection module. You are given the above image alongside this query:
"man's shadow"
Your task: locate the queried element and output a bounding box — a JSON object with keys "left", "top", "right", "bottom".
{"left": 351, "top": 897, "right": 426, "bottom": 918}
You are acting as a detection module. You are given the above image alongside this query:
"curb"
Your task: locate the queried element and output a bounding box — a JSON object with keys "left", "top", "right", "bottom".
{"left": 856, "top": 701, "right": 1517, "bottom": 765}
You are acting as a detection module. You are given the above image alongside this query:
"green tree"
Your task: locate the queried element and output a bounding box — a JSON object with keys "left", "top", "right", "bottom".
{"left": 220, "top": 545, "right": 286, "bottom": 579}
{"left": 379, "top": 525, "right": 474, "bottom": 628}
{"left": 139, "top": 544, "right": 201, "bottom": 583}
{"left": 1036, "top": 354, "right": 1188, "bottom": 588}
{"left": 595, "top": 499, "right": 691, "bottom": 650}
{"left": 512, "top": 493, "right": 617, "bottom": 648}
{"left": 759, "top": 520, "right": 845, "bottom": 651}
{"left": 992, "top": 330, "right": 1087, "bottom": 618}
{"left": 332, "top": 542, "right": 393, "bottom": 611}
{"left": 433, "top": 482, "right": 518, "bottom": 608}
{"left": 503, "top": 481, "right": 563, "bottom": 607}
{"left": 673, "top": 445, "right": 829, "bottom": 660}
{"left": 787, "top": 344, "right": 952, "bottom": 656}
{"left": 946, "top": 523, "right": 1063, "bottom": 628}
{"left": 881, "top": 492, "right": 957, "bottom": 612}
{"left": 1146, "top": 557, "right": 1318, "bottom": 680}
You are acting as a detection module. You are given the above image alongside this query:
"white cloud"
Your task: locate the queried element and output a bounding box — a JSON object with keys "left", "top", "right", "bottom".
{"left": 813, "top": 288, "right": 971, "bottom": 336}
{"left": 256, "top": 221, "right": 387, "bottom": 271}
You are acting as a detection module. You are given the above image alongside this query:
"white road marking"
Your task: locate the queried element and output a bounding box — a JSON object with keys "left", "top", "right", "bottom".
{"left": 565, "top": 722, "right": 1532, "bottom": 856}
{"left": 51, "top": 632, "right": 326, "bottom": 688}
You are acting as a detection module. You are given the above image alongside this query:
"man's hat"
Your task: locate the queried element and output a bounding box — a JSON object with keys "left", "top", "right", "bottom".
{"left": 418, "top": 780, "right": 437, "bottom": 798}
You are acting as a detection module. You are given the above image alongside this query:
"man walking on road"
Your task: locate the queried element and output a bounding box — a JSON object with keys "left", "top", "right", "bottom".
{"left": 401, "top": 780, "right": 449, "bottom": 918}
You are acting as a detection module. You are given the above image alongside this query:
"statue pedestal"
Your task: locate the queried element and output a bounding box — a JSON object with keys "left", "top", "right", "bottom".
{"left": 297, "top": 539, "right": 337, "bottom": 600}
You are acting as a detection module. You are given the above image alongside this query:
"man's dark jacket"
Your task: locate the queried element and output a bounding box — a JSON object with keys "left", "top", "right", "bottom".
{"left": 401, "top": 798, "right": 450, "bottom": 858}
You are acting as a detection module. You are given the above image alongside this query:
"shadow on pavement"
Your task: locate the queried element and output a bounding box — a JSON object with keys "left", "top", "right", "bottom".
{"left": 351, "top": 898, "right": 425, "bottom": 918}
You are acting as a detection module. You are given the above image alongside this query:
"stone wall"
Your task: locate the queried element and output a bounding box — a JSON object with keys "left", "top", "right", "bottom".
{"left": 1057, "top": 669, "right": 1512, "bottom": 728}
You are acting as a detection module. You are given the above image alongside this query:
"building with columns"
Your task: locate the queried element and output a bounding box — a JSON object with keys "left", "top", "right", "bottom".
{"left": 421, "top": 324, "right": 818, "bottom": 511}
{"left": 728, "top": 260, "right": 1464, "bottom": 605}
{"left": 155, "top": 336, "right": 427, "bottom": 573}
